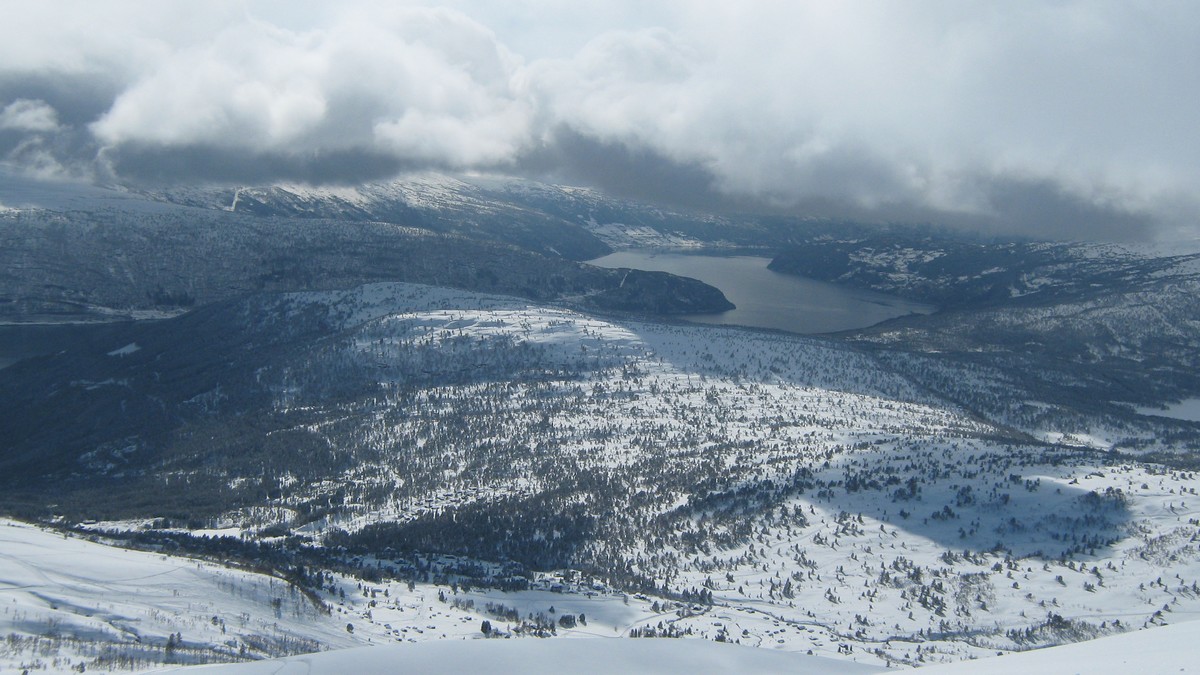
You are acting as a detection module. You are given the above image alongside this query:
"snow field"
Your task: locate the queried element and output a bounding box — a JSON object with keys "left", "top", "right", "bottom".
{"left": 0, "top": 520, "right": 355, "bottom": 673}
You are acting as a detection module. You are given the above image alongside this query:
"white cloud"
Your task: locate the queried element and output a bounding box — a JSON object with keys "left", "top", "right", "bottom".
{"left": 520, "top": 2, "right": 1200, "bottom": 236}
{"left": 89, "top": 7, "right": 533, "bottom": 168}
{"left": 0, "top": 99, "right": 61, "bottom": 132}
{"left": 528, "top": 29, "right": 707, "bottom": 155}
{"left": 5, "top": 136, "right": 72, "bottom": 180}
{"left": 91, "top": 21, "right": 330, "bottom": 148}
{"left": 2, "top": 1, "right": 1198, "bottom": 237}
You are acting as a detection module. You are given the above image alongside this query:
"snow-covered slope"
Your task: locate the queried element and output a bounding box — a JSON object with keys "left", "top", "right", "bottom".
{"left": 5, "top": 282, "right": 1200, "bottom": 671}
{"left": 154, "top": 621, "right": 1200, "bottom": 675}
{"left": 0, "top": 516, "right": 892, "bottom": 674}
{"left": 8, "top": 501, "right": 1191, "bottom": 675}
{"left": 141, "top": 172, "right": 614, "bottom": 260}
{"left": 0, "top": 519, "right": 358, "bottom": 673}
{"left": 155, "top": 637, "right": 885, "bottom": 675}
{"left": 919, "top": 619, "right": 1199, "bottom": 674}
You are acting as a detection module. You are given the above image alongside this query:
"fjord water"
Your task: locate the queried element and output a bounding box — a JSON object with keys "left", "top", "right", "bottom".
{"left": 589, "top": 251, "right": 933, "bottom": 334}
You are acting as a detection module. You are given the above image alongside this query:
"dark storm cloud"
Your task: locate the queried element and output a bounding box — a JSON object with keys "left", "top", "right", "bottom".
{"left": 523, "top": 128, "right": 1160, "bottom": 241}
{"left": 974, "top": 176, "right": 1157, "bottom": 243}
{"left": 517, "top": 127, "right": 729, "bottom": 212}
{"left": 102, "top": 145, "right": 421, "bottom": 186}
{"left": 1, "top": 2, "right": 1197, "bottom": 240}
{"left": 0, "top": 73, "right": 128, "bottom": 179}
{"left": 0, "top": 74, "right": 124, "bottom": 128}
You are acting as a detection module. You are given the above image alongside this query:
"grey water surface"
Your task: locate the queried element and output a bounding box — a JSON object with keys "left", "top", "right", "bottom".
{"left": 590, "top": 251, "right": 933, "bottom": 334}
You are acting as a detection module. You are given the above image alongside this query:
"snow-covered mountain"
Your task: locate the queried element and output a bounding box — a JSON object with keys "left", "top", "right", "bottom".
{"left": 140, "top": 173, "right": 615, "bottom": 261}
{"left": 132, "top": 170, "right": 905, "bottom": 256}
{"left": 3, "top": 170, "right": 1200, "bottom": 672}
{"left": 0, "top": 201, "right": 731, "bottom": 324}
{"left": 135, "top": 171, "right": 743, "bottom": 256}
{"left": 3, "top": 281, "right": 1199, "bottom": 672}
{"left": 768, "top": 237, "right": 1200, "bottom": 455}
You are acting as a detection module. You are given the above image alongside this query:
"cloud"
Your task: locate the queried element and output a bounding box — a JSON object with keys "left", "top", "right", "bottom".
{"left": 519, "top": 3, "right": 1200, "bottom": 239}
{"left": 517, "top": 126, "right": 728, "bottom": 211}
{"left": 972, "top": 174, "right": 1157, "bottom": 241}
{"left": 99, "top": 144, "right": 417, "bottom": 185}
{"left": 0, "top": 94, "right": 97, "bottom": 181}
{"left": 1, "top": 1, "right": 1198, "bottom": 240}
{"left": 0, "top": 99, "right": 61, "bottom": 132}
{"left": 89, "top": 7, "right": 532, "bottom": 169}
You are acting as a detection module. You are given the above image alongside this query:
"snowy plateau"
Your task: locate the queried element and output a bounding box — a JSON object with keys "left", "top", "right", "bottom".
{"left": 2, "top": 172, "right": 1200, "bottom": 673}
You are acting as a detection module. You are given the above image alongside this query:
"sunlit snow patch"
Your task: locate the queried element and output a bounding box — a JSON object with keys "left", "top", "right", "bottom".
{"left": 106, "top": 342, "right": 141, "bottom": 357}
{"left": 154, "top": 635, "right": 887, "bottom": 675}
{"left": 1134, "top": 398, "right": 1200, "bottom": 423}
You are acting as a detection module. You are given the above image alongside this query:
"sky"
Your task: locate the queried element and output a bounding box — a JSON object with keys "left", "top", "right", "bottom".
{"left": 1, "top": 1, "right": 1198, "bottom": 240}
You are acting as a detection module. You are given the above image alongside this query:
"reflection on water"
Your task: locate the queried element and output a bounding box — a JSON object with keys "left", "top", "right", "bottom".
{"left": 589, "top": 251, "right": 933, "bottom": 334}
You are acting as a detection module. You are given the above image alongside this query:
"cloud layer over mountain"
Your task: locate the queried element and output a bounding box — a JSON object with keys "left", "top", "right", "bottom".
{"left": 2, "top": 1, "right": 1197, "bottom": 239}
